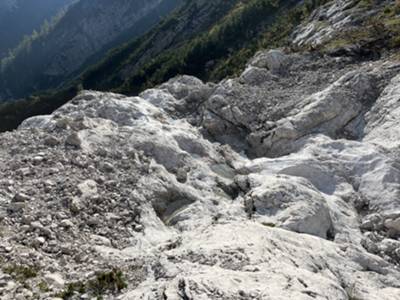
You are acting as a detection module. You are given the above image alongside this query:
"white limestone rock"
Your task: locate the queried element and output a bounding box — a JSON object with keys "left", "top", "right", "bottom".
{"left": 250, "top": 70, "right": 377, "bottom": 157}
{"left": 249, "top": 49, "right": 290, "bottom": 74}
{"left": 364, "top": 74, "right": 400, "bottom": 155}
{"left": 2, "top": 48, "right": 400, "bottom": 299}
{"left": 244, "top": 174, "right": 333, "bottom": 238}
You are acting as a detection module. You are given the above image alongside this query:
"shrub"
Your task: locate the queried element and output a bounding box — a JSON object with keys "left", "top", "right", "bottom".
{"left": 3, "top": 264, "right": 38, "bottom": 282}
{"left": 56, "top": 269, "right": 127, "bottom": 299}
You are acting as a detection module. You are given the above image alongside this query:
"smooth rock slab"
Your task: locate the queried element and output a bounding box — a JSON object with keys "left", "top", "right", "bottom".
{"left": 244, "top": 174, "right": 333, "bottom": 239}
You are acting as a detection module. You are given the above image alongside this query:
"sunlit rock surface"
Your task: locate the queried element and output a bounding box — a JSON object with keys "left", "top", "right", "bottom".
{"left": 1, "top": 1, "right": 400, "bottom": 298}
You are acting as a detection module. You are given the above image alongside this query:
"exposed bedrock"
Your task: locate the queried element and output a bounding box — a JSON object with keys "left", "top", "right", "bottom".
{"left": 2, "top": 8, "right": 400, "bottom": 297}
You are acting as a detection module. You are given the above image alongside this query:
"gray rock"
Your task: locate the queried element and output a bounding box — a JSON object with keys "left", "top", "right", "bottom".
{"left": 249, "top": 49, "right": 290, "bottom": 74}
{"left": 44, "top": 273, "right": 65, "bottom": 288}
{"left": 244, "top": 174, "right": 333, "bottom": 238}
{"left": 77, "top": 180, "right": 98, "bottom": 198}
{"left": 65, "top": 132, "right": 82, "bottom": 148}
{"left": 2, "top": 29, "right": 400, "bottom": 299}
{"left": 12, "top": 192, "right": 30, "bottom": 203}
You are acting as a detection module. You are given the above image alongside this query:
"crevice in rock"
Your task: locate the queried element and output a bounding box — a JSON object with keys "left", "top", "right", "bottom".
{"left": 326, "top": 227, "right": 336, "bottom": 241}
{"left": 201, "top": 108, "right": 251, "bottom": 153}
{"left": 301, "top": 290, "right": 317, "bottom": 298}
{"left": 163, "top": 291, "right": 168, "bottom": 300}
{"left": 152, "top": 188, "right": 197, "bottom": 226}
{"left": 178, "top": 279, "right": 191, "bottom": 300}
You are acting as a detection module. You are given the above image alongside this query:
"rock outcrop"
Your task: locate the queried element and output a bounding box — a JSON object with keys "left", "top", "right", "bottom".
{"left": 1, "top": 52, "right": 400, "bottom": 298}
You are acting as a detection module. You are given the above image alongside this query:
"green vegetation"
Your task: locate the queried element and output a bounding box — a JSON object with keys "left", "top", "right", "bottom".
{"left": 0, "top": 0, "right": 397, "bottom": 133}
{"left": 0, "top": 0, "right": 327, "bottom": 132}
{"left": 57, "top": 269, "right": 127, "bottom": 299}
{"left": 88, "top": 269, "right": 128, "bottom": 296}
{"left": 57, "top": 281, "right": 86, "bottom": 299}
{"left": 3, "top": 264, "right": 39, "bottom": 283}
{"left": 209, "top": 0, "right": 330, "bottom": 80}
{"left": 318, "top": 0, "right": 400, "bottom": 53}
{"left": 0, "top": 7, "right": 68, "bottom": 72}
{"left": 82, "top": 0, "right": 324, "bottom": 94}
{"left": 79, "top": 0, "right": 239, "bottom": 92}
{"left": 38, "top": 281, "right": 50, "bottom": 293}
{"left": 0, "top": 86, "right": 78, "bottom": 132}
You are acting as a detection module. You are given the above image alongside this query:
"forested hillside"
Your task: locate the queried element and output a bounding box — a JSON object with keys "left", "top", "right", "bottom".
{"left": 0, "top": 0, "right": 301, "bottom": 130}
{"left": 0, "top": 0, "right": 399, "bottom": 132}
{"left": 0, "top": 0, "right": 74, "bottom": 59}
{"left": 0, "top": 0, "right": 182, "bottom": 100}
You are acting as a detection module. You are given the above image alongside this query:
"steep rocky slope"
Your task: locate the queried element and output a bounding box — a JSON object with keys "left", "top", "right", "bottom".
{"left": 1, "top": 0, "right": 400, "bottom": 299}
{"left": 0, "top": 0, "right": 182, "bottom": 100}
{"left": 78, "top": 0, "right": 306, "bottom": 95}
{"left": 0, "top": 0, "right": 74, "bottom": 59}
{"left": 0, "top": 0, "right": 310, "bottom": 131}
{"left": 2, "top": 0, "right": 399, "bottom": 132}
{"left": 78, "top": 0, "right": 265, "bottom": 92}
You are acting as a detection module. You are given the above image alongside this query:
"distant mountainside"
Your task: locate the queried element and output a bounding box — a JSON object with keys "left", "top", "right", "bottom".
{"left": 0, "top": 0, "right": 328, "bottom": 130}
{"left": 79, "top": 0, "right": 299, "bottom": 95}
{"left": 0, "top": 0, "right": 399, "bottom": 132}
{"left": 79, "top": 0, "right": 242, "bottom": 93}
{"left": 0, "top": 0, "right": 75, "bottom": 59}
{"left": 0, "top": 0, "right": 18, "bottom": 16}
{"left": 0, "top": 0, "right": 182, "bottom": 100}
{"left": 77, "top": 0, "right": 400, "bottom": 96}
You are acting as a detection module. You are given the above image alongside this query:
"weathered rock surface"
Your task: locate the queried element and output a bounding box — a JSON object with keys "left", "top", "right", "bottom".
{"left": 1, "top": 2, "right": 400, "bottom": 299}
{"left": 292, "top": 0, "right": 390, "bottom": 49}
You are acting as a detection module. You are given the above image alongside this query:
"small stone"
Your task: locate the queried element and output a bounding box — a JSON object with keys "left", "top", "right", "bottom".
{"left": 20, "top": 225, "right": 30, "bottom": 232}
{"left": 134, "top": 224, "right": 144, "bottom": 232}
{"left": 21, "top": 214, "right": 34, "bottom": 224}
{"left": 384, "top": 217, "right": 400, "bottom": 232}
{"left": 44, "top": 273, "right": 65, "bottom": 288}
{"left": 7, "top": 202, "right": 25, "bottom": 213}
{"left": 32, "top": 156, "right": 44, "bottom": 165}
{"left": 77, "top": 180, "right": 98, "bottom": 198}
{"left": 12, "top": 192, "right": 30, "bottom": 203}
{"left": 55, "top": 118, "right": 70, "bottom": 129}
{"left": 20, "top": 289, "right": 33, "bottom": 299}
{"left": 65, "top": 132, "right": 82, "bottom": 148}
{"left": 360, "top": 214, "right": 384, "bottom": 231}
{"left": 16, "top": 167, "right": 32, "bottom": 176}
{"left": 176, "top": 168, "right": 188, "bottom": 183}
{"left": 69, "top": 197, "right": 82, "bottom": 214}
{"left": 32, "top": 236, "right": 46, "bottom": 248}
{"left": 100, "top": 162, "right": 115, "bottom": 173}
{"left": 44, "top": 135, "right": 61, "bottom": 146}
{"left": 30, "top": 221, "right": 43, "bottom": 230}
{"left": 87, "top": 215, "right": 100, "bottom": 226}
{"left": 91, "top": 234, "right": 112, "bottom": 247}
{"left": 60, "top": 219, "right": 74, "bottom": 228}
{"left": 0, "top": 274, "right": 12, "bottom": 284}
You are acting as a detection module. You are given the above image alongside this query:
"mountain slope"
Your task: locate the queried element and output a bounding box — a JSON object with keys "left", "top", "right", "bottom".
{"left": 0, "top": 0, "right": 399, "bottom": 133}
{"left": 79, "top": 0, "right": 302, "bottom": 94}
{"left": 0, "top": 0, "right": 74, "bottom": 59}
{"left": 0, "top": 0, "right": 183, "bottom": 100}
{"left": 0, "top": 0, "right": 307, "bottom": 131}
{"left": 79, "top": 0, "right": 242, "bottom": 92}
{"left": 1, "top": 1, "right": 400, "bottom": 297}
